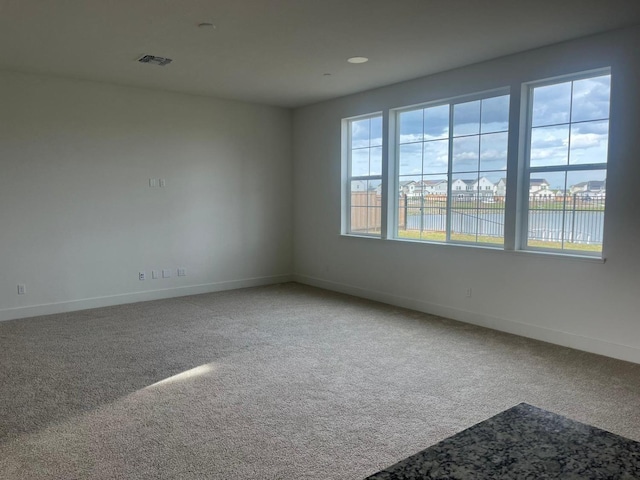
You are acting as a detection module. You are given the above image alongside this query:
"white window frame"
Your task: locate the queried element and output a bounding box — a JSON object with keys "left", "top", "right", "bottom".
{"left": 519, "top": 68, "right": 611, "bottom": 257}
{"left": 340, "top": 68, "right": 611, "bottom": 260}
{"left": 391, "top": 88, "right": 510, "bottom": 246}
{"left": 343, "top": 112, "right": 383, "bottom": 237}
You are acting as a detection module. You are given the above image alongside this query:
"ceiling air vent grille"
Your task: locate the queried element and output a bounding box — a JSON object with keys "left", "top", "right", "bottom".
{"left": 138, "top": 55, "right": 172, "bottom": 66}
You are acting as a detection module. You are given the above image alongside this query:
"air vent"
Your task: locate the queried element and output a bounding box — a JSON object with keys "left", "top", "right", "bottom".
{"left": 138, "top": 54, "right": 173, "bottom": 66}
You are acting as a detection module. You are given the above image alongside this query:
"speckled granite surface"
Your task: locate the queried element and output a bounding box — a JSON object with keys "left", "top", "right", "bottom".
{"left": 366, "top": 403, "right": 640, "bottom": 479}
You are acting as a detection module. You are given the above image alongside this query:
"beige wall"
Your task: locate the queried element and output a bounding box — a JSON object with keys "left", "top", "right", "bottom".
{"left": 292, "top": 26, "right": 640, "bottom": 363}
{"left": 0, "top": 71, "right": 293, "bottom": 319}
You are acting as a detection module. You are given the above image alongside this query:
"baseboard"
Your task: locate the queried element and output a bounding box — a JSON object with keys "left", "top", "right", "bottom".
{"left": 293, "top": 274, "right": 640, "bottom": 365}
{"left": 0, "top": 274, "right": 293, "bottom": 323}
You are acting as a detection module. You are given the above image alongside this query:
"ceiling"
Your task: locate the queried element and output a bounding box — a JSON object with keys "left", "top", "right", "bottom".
{"left": 1, "top": 0, "right": 640, "bottom": 108}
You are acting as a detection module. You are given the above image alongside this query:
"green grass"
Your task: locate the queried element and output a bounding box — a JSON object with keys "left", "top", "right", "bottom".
{"left": 397, "top": 230, "right": 503, "bottom": 245}
{"left": 526, "top": 239, "right": 601, "bottom": 253}
{"left": 397, "top": 229, "right": 601, "bottom": 253}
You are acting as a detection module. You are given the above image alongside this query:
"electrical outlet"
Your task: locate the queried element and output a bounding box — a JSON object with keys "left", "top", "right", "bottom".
{"left": 151, "top": 270, "right": 159, "bottom": 279}
{"left": 162, "top": 269, "right": 172, "bottom": 278}
{"left": 139, "top": 271, "right": 146, "bottom": 281}
{"left": 465, "top": 288, "right": 472, "bottom": 298}
{"left": 177, "top": 268, "right": 186, "bottom": 277}
{"left": 149, "top": 178, "right": 158, "bottom": 187}
{"left": 159, "top": 178, "right": 166, "bottom": 187}
{"left": 17, "top": 284, "right": 26, "bottom": 295}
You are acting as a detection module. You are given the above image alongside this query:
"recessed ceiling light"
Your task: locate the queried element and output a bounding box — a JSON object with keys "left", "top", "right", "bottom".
{"left": 347, "top": 56, "right": 369, "bottom": 64}
{"left": 323, "top": 73, "right": 332, "bottom": 76}
{"left": 197, "top": 22, "right": 216, "bottom": 29}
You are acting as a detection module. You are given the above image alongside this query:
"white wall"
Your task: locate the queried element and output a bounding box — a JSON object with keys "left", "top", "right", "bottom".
{"left": 292, "top": 26, "right": 640, "bottom": 363}
{"left": 0, "top": 71, "right": 292, "bottom": 320}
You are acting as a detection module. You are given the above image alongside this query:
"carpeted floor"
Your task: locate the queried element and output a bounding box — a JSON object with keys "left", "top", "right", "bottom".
{"left": 1, "top": 282, "right": 639, "bottom": 479}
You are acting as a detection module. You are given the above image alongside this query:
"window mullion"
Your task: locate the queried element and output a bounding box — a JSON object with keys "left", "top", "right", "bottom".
{"left": 529, "top": 163, "right": 607, "bottom": 173}
{"left": 446, "top": 104, "right": 454, "bottom": 242}
{"left": 381, "top": 111, "right": 391, "bottom": 240}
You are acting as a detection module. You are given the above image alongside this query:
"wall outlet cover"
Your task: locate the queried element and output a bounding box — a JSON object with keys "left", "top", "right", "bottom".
{"left": 151, "top": 270, "right": 159, "bottom": 279}
{"left": 162, "top": 269, "right": 172, "bottom": 278}
{"left": 139, "top": 272, "right": 146, "bottom": 281}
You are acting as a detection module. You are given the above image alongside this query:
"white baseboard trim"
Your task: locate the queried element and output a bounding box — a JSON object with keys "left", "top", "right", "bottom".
{"left": 293, "top": 274, "right": 640, "bottom": 365}
{"left": 0, "top": 274, "right": 293, "bottom": 323}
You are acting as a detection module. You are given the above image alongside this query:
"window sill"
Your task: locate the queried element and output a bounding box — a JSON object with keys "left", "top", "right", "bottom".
{"left": 340, "top": 234, "right": 605, "bottom": 263}
{"left": 340, "top": 233, "right": 382, "bottom": 240}
{"left": 505, "top": 248, "right": 605, "bottom": 264}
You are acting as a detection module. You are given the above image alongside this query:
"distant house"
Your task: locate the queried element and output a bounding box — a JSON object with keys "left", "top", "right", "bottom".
{"left": 529, "top": 178, "right": 550, "bottom": 195}
{"left": 420, "top": 179, "right": 447, "bottom": 195}
{"left": 473, "top": 177, "right": 495, "bottom": 196}
{"left": 451, "top": 178, "right": 469, "bottom": 193}
{"left": 495, "top": 178, "right": 507, "bottom": 196}
{"left": 351, "top": 180, "right": 367, "bottom": 192}
{"left": 399, "top": 180, "right": 417, "bottom": 195}
{"left": 450, "top": 177, "right": 496, "bottom": 197}
{"left": 570, "top": 180, "right": 606, "bottom": 198}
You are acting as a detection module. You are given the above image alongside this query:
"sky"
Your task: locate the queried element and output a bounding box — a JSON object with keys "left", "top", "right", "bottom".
{"left": 351, "top": 74, "right": 610, "bottom": 190}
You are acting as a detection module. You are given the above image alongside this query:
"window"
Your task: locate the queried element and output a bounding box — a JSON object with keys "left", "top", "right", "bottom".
{"left": 346, "top": 114, "right": 383, "bottom": 236}
{"left": 523, "top": 71, "right": 610, "bottom": 255}
{"left": 341, "top": 68, "right": 611, "bottom": 259}
{"left": 395, "top": 92, "right": 510, "bottom": 245}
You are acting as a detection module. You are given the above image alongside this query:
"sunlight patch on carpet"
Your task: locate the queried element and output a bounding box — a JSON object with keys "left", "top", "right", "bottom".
{"left": 145, "top": 364, "right": 216, "bottom": 389}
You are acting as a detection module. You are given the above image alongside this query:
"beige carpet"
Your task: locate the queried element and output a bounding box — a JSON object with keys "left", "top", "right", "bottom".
{"left": 1, "top": 282, "right": 639, "bottom": 479}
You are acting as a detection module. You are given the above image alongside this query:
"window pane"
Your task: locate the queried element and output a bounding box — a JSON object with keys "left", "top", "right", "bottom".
{"left": 564, "top": 170, "right": 605, "bottom": 252}
{"left": 474, "top": 172, "right": 505, "bottom": 244}
{"left": 424, "top": 104, "right": 450, "bottom": 140}
{"left": 526, "top": 172, "right": 566, "bottom": 249}
{"left": 571, "top": 75, "right": 611, "bottom": 123}
{"left": 397, "top": 178, "right": 447, "bottom": 242}
{"left": 451, "top": 172, "right": 479, "bottom": 242}
{"left": 452, "top": 135, "right": 479, "bottom": 172}
{"left": 370, "top": 146, "right": 382, "bottom": 175}
{"left": 481, "top": 95, "right": 510, "bottom": 134}
{"left": 423, "top": 139, "right": 449, "bottom": 174}
{"left": 526, "top": 170, "right": 605, "bottom": 254}
{"left": 399, "top": 143, "right": 422, "bottom": 176}
{"left": 532, "top": 81, "right": 571, "bottom": 127}
{"left": 480, "top": 132, "right": 508, "bottom": 171}
{"left": 397, "top": 176, "right": 421, "bottom": 240}
{"left": 530, "top": 125, "right": 569, "bottom": 167}
{"left": 370, "top": 116, "right": 383, "bottom": 147}
{"left": 367, "top": 180, "right": 382, "bottom": 200}
{"left": 399, "top": 109, "right": 423, "bottom": 144}
{"left": 453, "top": 100, "right": 480, "bottom": 136}
{"left": 569, "top": 120, "right": 609, "bottom": 165}
{"left": 398, "top": 175, "right": 420, "bottom": 197}
{"left": 367, "top": 207, "right": 382, "bottom": 234}
{"left": 350, "top": 207, "right": 368, "bottom": 234}
{"left": 351, "top": 148, "right": 369, "bottom": 176}
{"left": 351, "top": 179, "right": 367, "bottom": 195}
{"left": 351, "top": 118, "right": 371, "bottom": 148}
